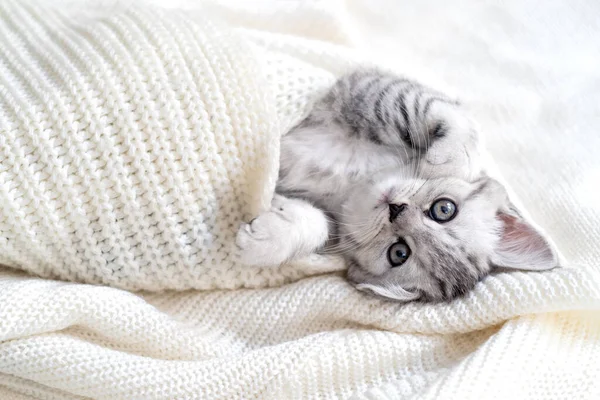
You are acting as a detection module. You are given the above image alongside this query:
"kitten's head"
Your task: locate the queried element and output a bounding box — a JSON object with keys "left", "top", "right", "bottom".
{"left": 340, "top": 170, "right": 557, "bottom": 302}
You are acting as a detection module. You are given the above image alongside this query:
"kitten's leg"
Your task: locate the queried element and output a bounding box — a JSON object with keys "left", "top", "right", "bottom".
{"left": 235, "top": 194, "right": 329, "bottom": 267}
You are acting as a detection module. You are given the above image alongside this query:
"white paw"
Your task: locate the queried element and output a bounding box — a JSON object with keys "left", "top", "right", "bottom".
{"left": 236, "top": 195, "right": 330, "bottom": 267}
{"left": 236, "top": 204, "right": 295, "bottom": 267}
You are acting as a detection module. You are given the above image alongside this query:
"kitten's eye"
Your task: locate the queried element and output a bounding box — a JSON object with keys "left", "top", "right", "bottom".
{"left": 387, "top": 240, "right": 411, "bottom": 267}
{"left": 429, "top": 198, "right": 457, "bottom": 222}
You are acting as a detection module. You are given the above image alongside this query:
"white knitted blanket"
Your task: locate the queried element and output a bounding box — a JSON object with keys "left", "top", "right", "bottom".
{"left": 1, "top": 0, "right": 600, "bottom": 399}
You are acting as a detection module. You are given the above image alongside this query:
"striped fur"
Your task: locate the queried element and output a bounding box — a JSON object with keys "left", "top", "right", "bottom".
{"left": 238, "top": 69, "right": 556, "bottom": 302}
{"left": 278, "top": 68, "right": 481, "bottom": 213}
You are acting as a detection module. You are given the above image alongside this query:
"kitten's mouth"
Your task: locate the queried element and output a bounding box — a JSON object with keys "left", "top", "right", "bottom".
{"left": 347, "top": 208, "right": 387, "bottom": 246}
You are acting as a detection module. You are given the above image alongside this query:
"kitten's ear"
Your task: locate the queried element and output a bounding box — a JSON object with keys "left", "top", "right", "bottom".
{"left": 491, "top": 211, "right": 557, "bottom": 271}
{"left": 355, "top": 283, "right": 420, "bottom": 302}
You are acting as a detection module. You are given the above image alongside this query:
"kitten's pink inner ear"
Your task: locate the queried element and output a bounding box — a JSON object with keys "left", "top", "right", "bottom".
{"left": 499, "top": 213, "right": 534, "bottom": 243}
{"left": 492, "top": 213, "right": 557, "bottom": 271}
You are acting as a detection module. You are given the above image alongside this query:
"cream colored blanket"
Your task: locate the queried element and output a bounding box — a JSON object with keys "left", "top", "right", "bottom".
{"left": 1, "top": 0, "right": 600, "bottom": 399}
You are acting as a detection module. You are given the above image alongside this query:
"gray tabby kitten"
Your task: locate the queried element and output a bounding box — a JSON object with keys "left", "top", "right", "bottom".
{"left": 237, "top": 69, "right": 557, "bottom": 302}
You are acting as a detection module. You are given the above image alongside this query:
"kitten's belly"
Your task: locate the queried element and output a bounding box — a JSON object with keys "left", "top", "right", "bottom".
{"left": 278, "top": 131, "right": 401, "bottom": 212}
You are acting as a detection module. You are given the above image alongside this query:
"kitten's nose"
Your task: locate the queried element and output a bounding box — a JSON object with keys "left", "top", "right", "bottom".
{"left": 388, "top": 203, "right": 407, "bottom": 222}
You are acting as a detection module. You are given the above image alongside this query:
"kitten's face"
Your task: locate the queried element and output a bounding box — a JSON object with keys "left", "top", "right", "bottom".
{"left": 341, "top": 171, "right": 557, "bottom": 302}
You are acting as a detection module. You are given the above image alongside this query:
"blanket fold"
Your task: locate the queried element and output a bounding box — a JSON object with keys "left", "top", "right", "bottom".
{"left": 1, "top": 0, "right": 599, "bottom": 399}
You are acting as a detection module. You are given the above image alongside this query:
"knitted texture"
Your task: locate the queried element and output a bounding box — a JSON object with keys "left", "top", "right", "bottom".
{"left": 0, "top": 0, "right": 350, "bottom": 291}
{"left": 1, "top": 268, "right": 600, "bottom": 399}
{"left": 2, "top": 0, "right": 600, "bottom": 399}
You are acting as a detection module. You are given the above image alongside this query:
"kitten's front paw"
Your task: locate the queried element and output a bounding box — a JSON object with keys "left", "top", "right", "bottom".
{"left": 235, "top": 209, "right": 293, "bottom": 267}
{"left": 270, "top": 194, "right": 287, "bottom": 211}
{"left": 236, "top": 195, "right": 329, "bottom": 267}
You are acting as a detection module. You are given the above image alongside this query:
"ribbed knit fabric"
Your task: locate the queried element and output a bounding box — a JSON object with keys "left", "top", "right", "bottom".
{"left": 0, "top": 0, "right": 349, "bottom": 291}
{"left": 1, "top": 1, "right": 600, "bottom": 399}
{"left": 1, "top": 268, "right": 600, "bottom": 399}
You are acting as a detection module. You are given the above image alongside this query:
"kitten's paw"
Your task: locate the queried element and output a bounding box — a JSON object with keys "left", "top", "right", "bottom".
{"left": 235, "top": 209, "right": 294, "bottom": 267}
{"left": 236, "top": 195, "right": 329, "bottom": 268}
{"left": 270, "top": 194, "right": 286, "bottom": 211}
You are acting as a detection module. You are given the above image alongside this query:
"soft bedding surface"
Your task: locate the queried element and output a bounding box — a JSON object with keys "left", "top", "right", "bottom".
{"left": 1, "top": 0, "right": 600, "bottom": 399}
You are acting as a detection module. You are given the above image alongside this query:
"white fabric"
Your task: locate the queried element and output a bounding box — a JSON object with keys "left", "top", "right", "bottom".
{"left": 0, "top": 0, "right": 337, "bottom": 291}
{"left": 1, "top": 0, "right": 600, "bottom": 399}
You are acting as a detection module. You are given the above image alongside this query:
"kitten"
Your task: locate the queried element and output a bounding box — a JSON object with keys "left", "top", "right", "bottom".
{"left": 236, "top": 69, "right": 557, "bottom": 302}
